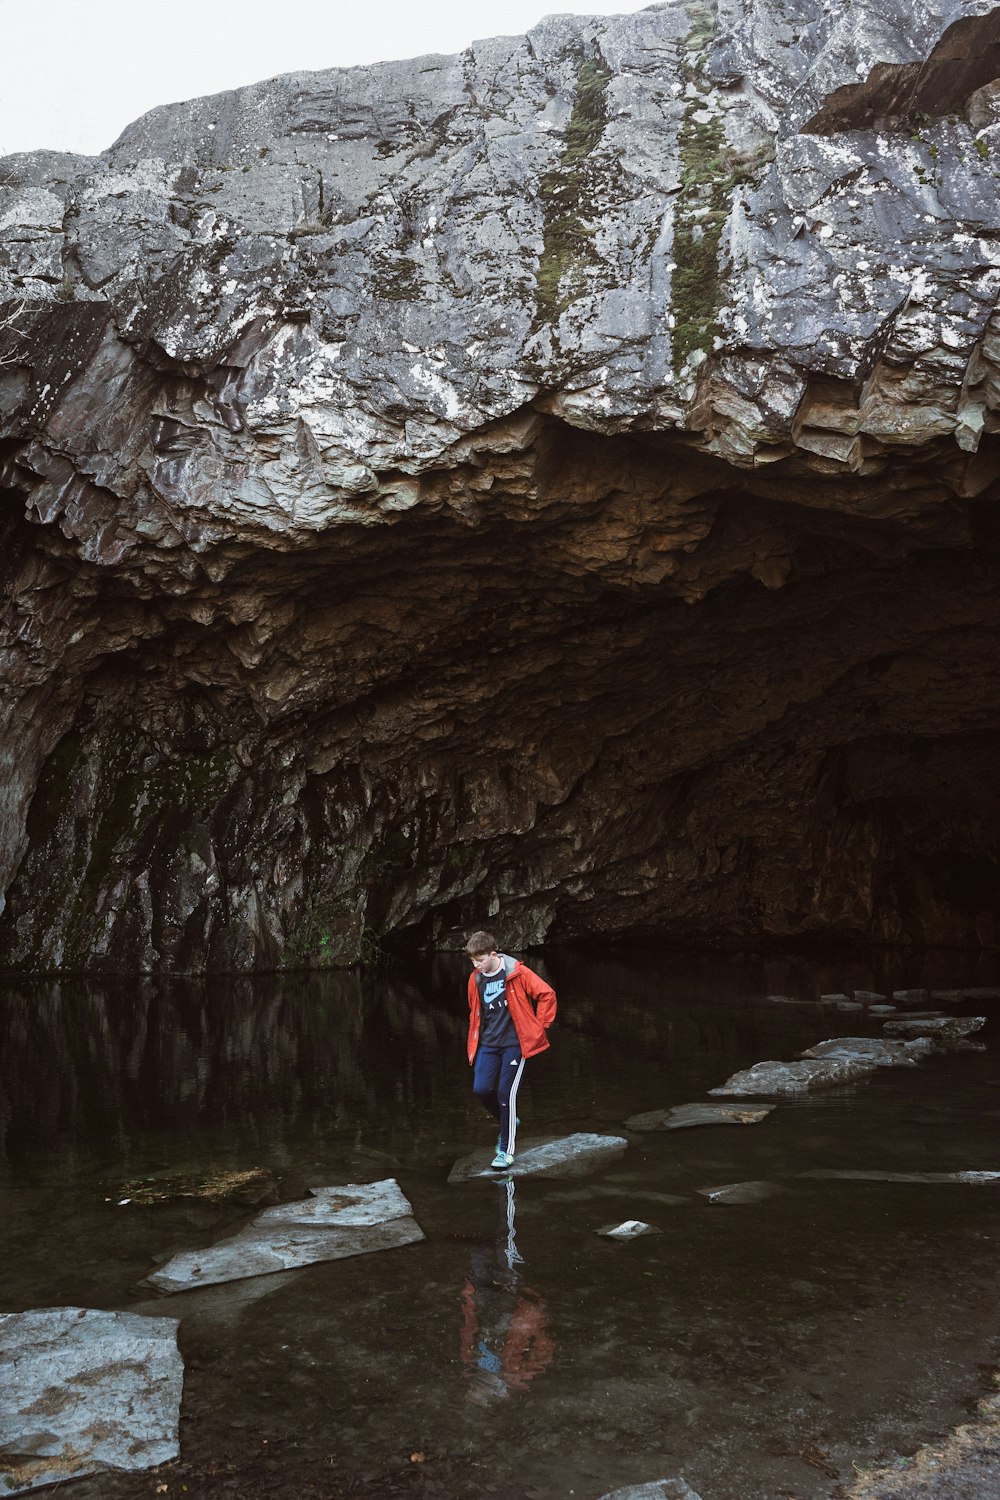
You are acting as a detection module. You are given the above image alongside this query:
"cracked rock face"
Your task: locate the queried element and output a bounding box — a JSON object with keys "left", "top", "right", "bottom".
{"left": 2, "top": 0, "right": 1000, "bottom": 970}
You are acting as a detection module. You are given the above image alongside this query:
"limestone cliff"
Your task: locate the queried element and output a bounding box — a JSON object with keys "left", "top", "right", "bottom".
{"left": 1, "top": 0, "right": 999, "bottom": 969}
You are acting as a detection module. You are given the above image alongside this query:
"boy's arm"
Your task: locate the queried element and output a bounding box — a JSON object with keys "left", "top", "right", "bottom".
{"left": 522, "top": 966, "right": 557, "bottom": 1030}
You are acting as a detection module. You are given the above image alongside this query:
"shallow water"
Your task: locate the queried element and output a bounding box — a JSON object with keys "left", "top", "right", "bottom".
{"left": 2, "top": 948, "right": 1000, "bottom": 1500}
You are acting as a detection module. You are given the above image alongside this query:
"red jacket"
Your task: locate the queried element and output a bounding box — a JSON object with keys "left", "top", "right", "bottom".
{"left": 467, "top": 957, "right": 557, "bottom": 1063}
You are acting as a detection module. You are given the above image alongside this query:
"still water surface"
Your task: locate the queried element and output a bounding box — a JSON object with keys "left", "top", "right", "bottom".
{"left": 2, "top": 948, "right": 1000, "bottom": 1499}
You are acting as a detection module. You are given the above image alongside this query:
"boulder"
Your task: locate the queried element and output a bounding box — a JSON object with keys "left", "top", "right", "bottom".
{"left": 0, "top": 1308, "right": 182, "bottom": 1495}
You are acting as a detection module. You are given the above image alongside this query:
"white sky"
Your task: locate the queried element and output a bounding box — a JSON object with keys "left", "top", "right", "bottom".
{"left": 0, "top": 0, "right": 656, "bottom": 158}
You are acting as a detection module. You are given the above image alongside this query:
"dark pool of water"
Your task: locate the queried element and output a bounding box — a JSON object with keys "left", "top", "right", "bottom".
{"left": 2, "top": 948, "right": 1000, "bottom": 1499}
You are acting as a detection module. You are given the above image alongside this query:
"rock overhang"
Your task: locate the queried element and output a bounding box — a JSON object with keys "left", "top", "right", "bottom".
{"left": 1, "top": 0, "right": 1000, "bottom": 969}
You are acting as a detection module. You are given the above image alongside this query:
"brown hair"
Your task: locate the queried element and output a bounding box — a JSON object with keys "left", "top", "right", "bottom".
{"left": 464, "top": 930, "right": 498, "bottom": 956}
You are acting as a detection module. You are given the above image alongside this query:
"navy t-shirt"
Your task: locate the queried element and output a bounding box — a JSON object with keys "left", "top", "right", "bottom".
{"left": 477, "top": 963, "right": 519, "bottom": 1049}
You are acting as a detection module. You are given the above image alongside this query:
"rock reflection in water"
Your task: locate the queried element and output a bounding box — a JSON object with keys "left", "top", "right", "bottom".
{"left": 459, "top": 1181, "right": 554, "bottom": 1404}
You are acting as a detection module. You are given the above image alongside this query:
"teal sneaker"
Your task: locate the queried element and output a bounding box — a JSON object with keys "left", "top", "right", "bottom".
{"left": 496, "top": 1117, "right": 520, "bottom": 1152}
{"left": 490, "top": 1151, "right": 515, "bottom": 1170}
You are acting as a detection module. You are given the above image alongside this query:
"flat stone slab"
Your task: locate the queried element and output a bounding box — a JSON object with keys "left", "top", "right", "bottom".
{"left": 448, "top": 1133, "right": 628, "bottom": 1183}
{"left": 625, "top": 1102, "right": 774, "bottom": 1131}
{"left": 599, "top": 1481, "right": 702, "bottom": 1500}
{"left": 931, "top": 987, "right": 1000, "bottom": 1002}
{"left": 802, "top": 1036, "right": 933, "bottom": 1064}
{"left": 0, "top": 1308, "right": 182, "bottom": 1495}
{"left": 146, "top": 1178, "right": 423, "bottom": 1293}
{"left": 883, "top": 1015, "right": 986, "bottom": 1041}
{"left": 800, "top": 1170, "right": 1000, "bottom": 1185}
{"left": 709, "top": 1035, "right": 932, "bottom": 1096}
{"left": 697, "top": 1180, "right": 787, "bottom": 1205}
{"left": 596, "top": 1220, "right": 661, "bottom": 1239}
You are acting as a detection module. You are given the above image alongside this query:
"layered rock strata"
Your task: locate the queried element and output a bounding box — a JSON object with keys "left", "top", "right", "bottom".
{"left": 2, "top": 0, "right": 1000, "bottom": 968}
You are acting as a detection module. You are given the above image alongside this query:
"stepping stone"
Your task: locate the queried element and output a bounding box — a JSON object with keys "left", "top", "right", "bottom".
{"left": 599, "top": 1480, "right": 702, "bottom": 1500}
{"left": 596, "top": 1220, "right": 660, "bottom": 1239}
{"left": 710, "top": 1036, "right": 931, "bottom": 1095}
{"left": 697, "top": 1180, "right": 787, "bottom": 1205}
{"left": 802, "top": 1037, "right": 931, "bottom": 1065}
{"left": 799, "top": 1170, "right": 1000, "bottom": 1185}
{"left": 448, "top": 1132, "right": 628, "bottom": 1183}
{"left": 146, "top": 1178, "right": 423, "bottom": 1293}
{"left": 854, "top": 990, "right": 887, "bottom": 1002}
{"left": 625, "top": 1102, "right": 774, "bottom": 1131}
{"left": 883, "top": 1015, "right": 985, "bottom": 1041}
{"left": 893, "top": 989, "right": 929, "bottom": 1004}
{"left": 0, "top": 1309, "right": 182, "bottom": 1496}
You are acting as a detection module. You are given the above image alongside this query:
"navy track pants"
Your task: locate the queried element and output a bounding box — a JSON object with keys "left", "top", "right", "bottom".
{"left": 472, "top": 1045, "right": 525, "bottom": 1154}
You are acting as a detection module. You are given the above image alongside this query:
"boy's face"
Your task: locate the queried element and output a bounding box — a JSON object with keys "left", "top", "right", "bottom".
{"left": 470, "top": 950, "right": 501, "bottom": 974}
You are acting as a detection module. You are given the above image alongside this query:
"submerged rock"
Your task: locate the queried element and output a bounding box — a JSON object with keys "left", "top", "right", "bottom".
{"left": 697, "top": 1181, "right": 787, "bottom": 1205}
{"left": 146, "top": 1178, "right": 423, "bottom": 1293}
{"left": 625, "top": 1102, "right": 775, "bottom": 1130}
{"left": 448, "top": 1134, "right": 628, "bottom": 1183}
{"left": 0, "top": 1308, "right": 182, "bottom": 1495}
{"left": 112, "top": 1165, "right": 274, "bottom": 1207}
{"left": 800, "top": 1170, "right": 1000, "bottom": 1184}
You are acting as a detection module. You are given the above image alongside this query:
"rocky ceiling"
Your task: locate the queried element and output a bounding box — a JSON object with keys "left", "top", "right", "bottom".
{"left": 1, "top": 0, "right": 999, "bottom": 970}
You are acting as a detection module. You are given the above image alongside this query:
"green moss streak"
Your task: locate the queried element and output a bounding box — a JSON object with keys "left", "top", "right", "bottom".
{"left": 671, "top": 2, "right": 771, "bottom": 375}
{"left": 534, "top": 56, "right": 613, "bottom": 325}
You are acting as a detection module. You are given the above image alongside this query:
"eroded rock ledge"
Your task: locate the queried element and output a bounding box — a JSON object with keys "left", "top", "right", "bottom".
{"left": 1, "top": 0, "right": 1000, "bottom": 969}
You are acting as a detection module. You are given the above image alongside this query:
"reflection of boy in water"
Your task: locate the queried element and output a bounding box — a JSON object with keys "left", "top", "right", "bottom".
{"left": 459, "top": 1180, "right": 554, "bottom": 1404}
{"left": 464, "top": 929, "right": 557, "bottom": 1170}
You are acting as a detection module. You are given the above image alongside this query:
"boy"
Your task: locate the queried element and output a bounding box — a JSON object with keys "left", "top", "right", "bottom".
{"left": 464, "top": 930, "right": 557, "bottom": 1169}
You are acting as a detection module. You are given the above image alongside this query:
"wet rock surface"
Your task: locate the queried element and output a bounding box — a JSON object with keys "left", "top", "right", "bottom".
{"left": 599, "top": 1480, "right": 703, "bottom": 1499}
{"left": 883, "top": 1015, "right": 987, "bottom": 1041}
{"left": 709, "top": 1034, "right": 934, "bottom": 1095}
{"left": 0, "top": 1308, "right": 182, "bottom": 1495}
{"left": 800, "top": 1170, "right": 1000, "bottom": 1184}
{"left": 146, "top": 1178, "right": 424, "bottom": 1292}
{"left": 697, "top": 1180, "right": 787, "bottom": 1205}
{"left": 2, "top": 962, "right": 1000, "bottom": 1499}
{"left": 625, "top": 1101, "right": 775, "bottom": 1130}
{"left": 448, "top": 1132, "right": 629, "bottom": 1183}
{"left": 2, "top": 2, "right": 1000, "bottom": 968}
{"left": 596, "top": 1219, "right": 662, "bottom": 1239}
